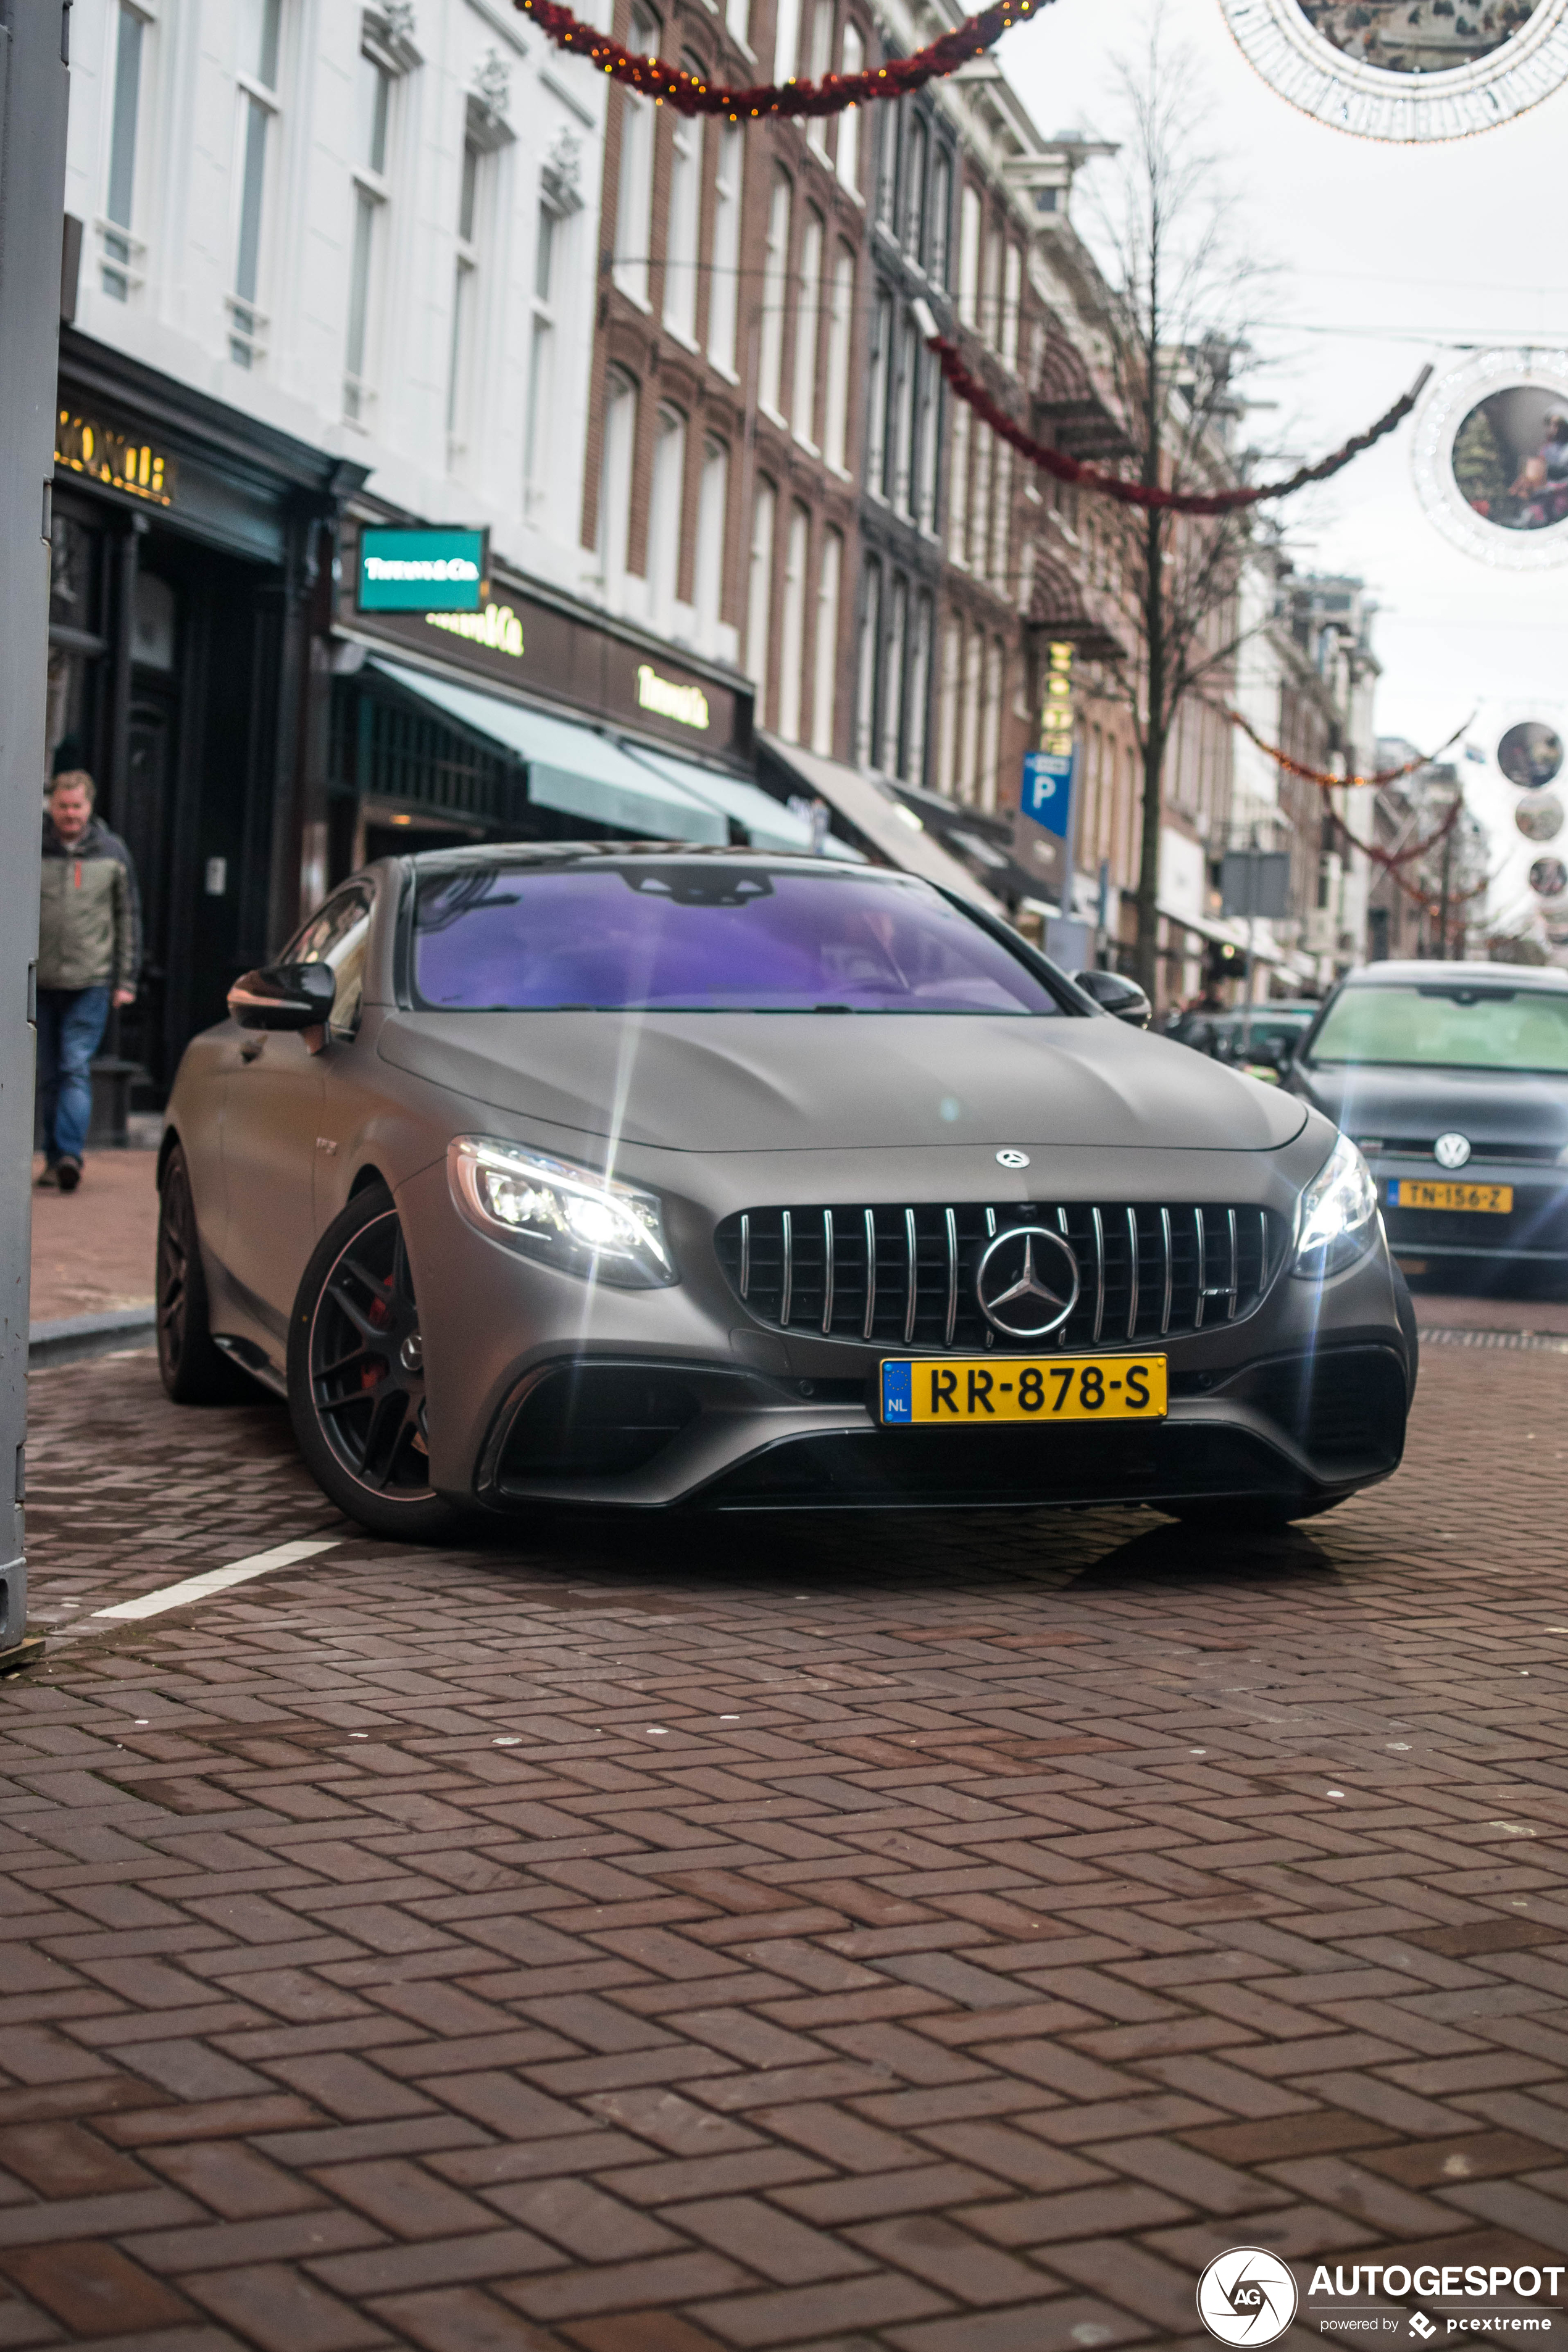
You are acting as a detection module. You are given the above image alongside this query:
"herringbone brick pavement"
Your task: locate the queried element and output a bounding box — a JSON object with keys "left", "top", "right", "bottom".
{"left": 4, "top": 1342, "right": 1567, "bottom": 2351}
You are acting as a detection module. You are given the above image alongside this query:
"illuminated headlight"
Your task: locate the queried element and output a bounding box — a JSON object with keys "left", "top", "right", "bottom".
{"left": 448, "top": 1138, "right": 675, "bottom": 1288}
{"left": 1292, "top": 1132, "right": 1378, "bottom": 1280}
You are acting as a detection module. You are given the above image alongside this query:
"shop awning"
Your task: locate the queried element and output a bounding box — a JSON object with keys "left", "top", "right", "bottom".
{"left": 757, "top": 736, "right": 1007, "bottom": 914}
{"left": 617, "top": 743, "right": 840, "bottom": 855}
{"left": 368, "top": 658, "right": 728, "bottom": 845}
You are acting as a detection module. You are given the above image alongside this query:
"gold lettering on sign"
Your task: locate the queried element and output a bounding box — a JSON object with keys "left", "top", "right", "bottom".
{"left": 636, "top": 664, "right": 710, "bottom": 731}
{"left": 425, "top": 603, "right": 524, "bottom": 656}
{"left": 1041, "top": 638, "right": 1075, "bottom": 761}
{"left": 55, "top": 410, "right": 176, "bottom": 506}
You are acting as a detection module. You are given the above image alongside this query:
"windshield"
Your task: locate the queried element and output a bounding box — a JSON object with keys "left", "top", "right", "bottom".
{"left": 1309, "top": 983, "right": 1568, "bottom": 1074}
{"left": 411, "top": 864, "right": 1067, "bottom": 1014}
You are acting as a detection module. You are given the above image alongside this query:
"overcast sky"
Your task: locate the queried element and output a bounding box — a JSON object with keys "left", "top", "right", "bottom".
{"left": 1000, "top": 0, "right": 1568, "bottom": 935}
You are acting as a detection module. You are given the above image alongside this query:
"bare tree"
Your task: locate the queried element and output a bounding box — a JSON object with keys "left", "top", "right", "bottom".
{"left": 1082, "top": 15, "right": 1278, "bottom": 997}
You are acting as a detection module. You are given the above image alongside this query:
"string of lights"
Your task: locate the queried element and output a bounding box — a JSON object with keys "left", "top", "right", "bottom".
{"left": 923, "top": 333, "right": 1434, "bottom": 519}
{"left": 510, "top": 0, "right": 1051, "bottom": 117}
{"left": 1216, "top": 703, "right": 1472, "bottom": 790}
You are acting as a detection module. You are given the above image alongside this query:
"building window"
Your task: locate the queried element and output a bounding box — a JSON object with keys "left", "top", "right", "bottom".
{"left": 806, "top": 0, "right": 834, "bottom": 152}
{"left": 694, "top": 437, "right": 728, "bottom": 636}
{"left": 948, "top": 400, "right": 969, "bottom": 563}
{"left": 981, "top": 635, "right": 1003, "bottom": 807}
{"left": 957, "top": 183, "right": 980, "bottom": 332}
{"left": 599, "top": 367, "right": 638, "bottom": 591}
{"left": 1016, "top": 536, "right": 1035, "bottom": 617}
{"left": 823, "top": 244, "right": 853, "bottom": 475}
{"left": 447, "top": 128, "right": 485, "bottom": 453}
{"left": 746, "top": 478, "right": 777, "bottom": 717}
{"left": 778, "top": 503, "right": 809, "bottom": 744}
{"left": 525, "top": 202, "right": 561, "bottom": 503}
{"left": 708, "top": 122, "right": 743, "bottom": 375}
{"left": 874, "top": 99, "right": 897, "bottom": 231}
{"left": 791, "top": 207, "right": 824, "bottom": 449}
{"left": 990, "top": 441, "right": 1011, "bottom": 590}
{"left": 865, "top": 287, "right": 891, "bottom": 499}
{"left": 344, "top": 41, "right": 392, "bottom": 420}
{"left": 879, "top": 573, "right": 907, "bottom": 775}
{"left": 906, "top": 592, "right": 932, "bottom": 785}
{"left": 812, "top": 528, "right": 841, "bottom": 756}
{"left": 915, "top": 344, "right": 938, "bottom": 532}
{"left": 1001, "top": 240, "right": 1022, "bottom": 371}
{"left": 647, "top": 405, "right": 686, "bottom": 631}
{"left": 961, "top": 623, "right": 982, "bottom": 801}
{"left": 774, "top": 0, "right": 802, "bottom": 84}
{"left": 728, "top": 0, "right": 751, "bottom": 52}
{"left": 903, "top": 113, "right": 927, "bottom": 262}
{"left": 837, "top": 23, "right": 864, "bottom": 194}
{"left": 758, "top": 169, "right": 791, "bottom": 420}
{"left": 891, "top": 308, "right": 917, "bottom": 519}
{"left": 230, "top": 0, "right": 283, "bottom": 365}
{"left": 928, "top": 148, "right": 951, "bottom": 288}
{"left": 981, "top": 220, "right": 1001, "bottom": 351}
{"left": 854, "top": 561, "right": 881, "bottom": 769}
{"left": 102, "top": 2, "right": 146, "bottom": 301}
{"left": 613, "top": 7, "right": 658, "bottom": 308}
{"left": 937, "top": 614, "right": 961, "bottom": 796}
{"left": 664, "top": 86, "right": 701, "bottom": 343}
{"left": 968, "top": 423, "right": 991, "bottom": 574}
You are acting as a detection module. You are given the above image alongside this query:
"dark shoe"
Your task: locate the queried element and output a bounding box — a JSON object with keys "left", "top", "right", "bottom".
{"left": 35, "top": 1165, "right": 58, "bottom": 1190}
{"left": 56, "top": 1158, "right": 81, "bottom": 1194}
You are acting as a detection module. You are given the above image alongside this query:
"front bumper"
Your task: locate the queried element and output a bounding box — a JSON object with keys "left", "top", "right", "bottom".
{"left": 1375, "top": 1156, "right": 1568, "bottom": 1264}
{"left": 399, "top": 1150, "right": 1414, "bottom": 1515}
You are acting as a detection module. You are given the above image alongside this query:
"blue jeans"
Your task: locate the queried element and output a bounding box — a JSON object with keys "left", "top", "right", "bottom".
{"left": 36, "top": 986, "right": 110, "bottom": 1166}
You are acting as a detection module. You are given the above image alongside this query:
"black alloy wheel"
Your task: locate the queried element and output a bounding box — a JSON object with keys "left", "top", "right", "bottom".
{"left": 156, "top": 1141, "right": 248, "bottom": 1404}
{"left": 288, "top": 1184, "right": 462, "bottom": 1541}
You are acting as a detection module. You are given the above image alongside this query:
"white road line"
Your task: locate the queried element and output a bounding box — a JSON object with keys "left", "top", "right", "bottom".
{"left": 93, "top": 1539, "right": 341, "bottom": 1622}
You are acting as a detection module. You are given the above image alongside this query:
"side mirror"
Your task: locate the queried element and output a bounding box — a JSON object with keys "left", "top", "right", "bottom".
{"left": 1074, "top": 969, "right": 1153, "bottom": 1029}
{"left": 228, "top": 961, "right": 336, "bottom": 1032}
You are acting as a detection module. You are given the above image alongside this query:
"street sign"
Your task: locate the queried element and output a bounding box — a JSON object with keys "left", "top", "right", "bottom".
{"left": 357, "top": 527, "right": 488, "bottom": 613}
{"left": 1022, "top": 750, "right": 1074, "bottom": 840}
{"left": 1220, "top": 849, "right": 1291, "bottom": 919}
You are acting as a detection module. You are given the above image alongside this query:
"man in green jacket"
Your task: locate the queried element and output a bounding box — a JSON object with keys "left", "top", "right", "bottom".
{"left": 36, "top": 771, "right": 142, "bottom": 1194}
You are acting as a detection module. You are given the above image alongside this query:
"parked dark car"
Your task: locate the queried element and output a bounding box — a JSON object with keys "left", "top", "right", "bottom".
{"left": 1171, "top": 1003, "right": 1319, "bottom": 1078}
{"left": 156, "top": 846, "right": 1416, "bottom": 1540}
{"left": 1287, "top": 959, "right": 1568, "bottom": 1278}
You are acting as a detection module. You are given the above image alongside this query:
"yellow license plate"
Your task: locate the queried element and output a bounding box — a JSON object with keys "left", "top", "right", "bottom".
{"left": 880, "top": 1354, "right": 1167, "bottom": 1425}
{"left": 1388, "top": 1180, "right": 1512, "bottom": 1214}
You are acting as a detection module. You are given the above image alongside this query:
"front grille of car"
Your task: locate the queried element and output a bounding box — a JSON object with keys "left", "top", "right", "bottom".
{"left": 1372, "top": 1136, "right": 1566, "bottom": 1165}
{"left": 715, "top": 1201, "right": 1282, "bottom": 1353}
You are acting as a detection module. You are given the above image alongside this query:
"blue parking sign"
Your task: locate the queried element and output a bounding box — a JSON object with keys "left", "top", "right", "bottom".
{"left": 1021, "top": 751, "right": 1074, "bottom": 839}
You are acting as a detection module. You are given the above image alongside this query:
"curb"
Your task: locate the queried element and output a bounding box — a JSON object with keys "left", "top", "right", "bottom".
{"left": 29, "top": 1306, "right": 156, "bottom": 1370}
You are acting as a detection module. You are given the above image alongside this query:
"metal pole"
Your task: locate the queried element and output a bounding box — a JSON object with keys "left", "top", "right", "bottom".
{"left": 0, "top": 1, "right": 70, "bottom": 1656}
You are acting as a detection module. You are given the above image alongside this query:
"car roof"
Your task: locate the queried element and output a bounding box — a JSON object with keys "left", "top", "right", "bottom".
{"left": 396, "top": 841, "right": 872, "bottom": 877}
{"left": 1338, "top": 961, "right": 1568, "bottom": 990}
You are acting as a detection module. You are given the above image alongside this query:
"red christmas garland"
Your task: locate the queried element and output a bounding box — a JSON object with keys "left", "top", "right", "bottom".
{"left": 511, "top": 0, "right": 1049, "bottom": 115}
{"left": 928, "top": 338, "right": 1433, "bottom": 519}
{"left": 1219, "top": 703, "right": 1470, "bottom": 791}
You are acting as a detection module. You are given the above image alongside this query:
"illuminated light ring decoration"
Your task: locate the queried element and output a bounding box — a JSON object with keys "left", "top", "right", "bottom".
{"left": 1517, "top": 796, "right": 1564, "bottom": 841}
{"left": 1220, "top": 0, "right": 1568, "bottom": 141}
{"left": 1530, "top": 855, "right": 1568, "bottom": 898}
{"left": 1414, "top": 349, "right": 1568, "bottom": 569}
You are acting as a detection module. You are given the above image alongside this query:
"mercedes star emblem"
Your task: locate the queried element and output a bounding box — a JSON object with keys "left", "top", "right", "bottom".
{"left": 975, "top": 1224, "right": 1081, "bottom": 1340}
{"left": 995, "top": 1149, "right": 1030, "bottom": 1169}
{"left": 1433, "top": 1132, "right": 1472, "bottom": 1170}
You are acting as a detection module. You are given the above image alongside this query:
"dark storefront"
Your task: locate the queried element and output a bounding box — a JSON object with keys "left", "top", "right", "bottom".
{"left": 48, "top": 329, "right": 364, "bottom": 1093}
{"left": 325, "top": 519, "right": 769, "bottom": 878}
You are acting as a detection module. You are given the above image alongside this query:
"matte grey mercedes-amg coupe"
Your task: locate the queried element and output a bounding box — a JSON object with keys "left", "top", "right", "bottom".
{"left": 155, "top": 846, "right": 1416, "bottom": 1540}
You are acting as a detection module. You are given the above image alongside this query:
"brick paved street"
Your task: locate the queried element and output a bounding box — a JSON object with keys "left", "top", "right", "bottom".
{"left": 5, "top": 1338, "right": 1568, "bottom": 2352}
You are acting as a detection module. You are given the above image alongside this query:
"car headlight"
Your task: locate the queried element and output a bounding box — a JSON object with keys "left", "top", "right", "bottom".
{"left": 1292, "top": 1132, "right": 1378, "bottom": 1280}
{"left": 448, "top": 1138, "right": 676, "bottom": 1288}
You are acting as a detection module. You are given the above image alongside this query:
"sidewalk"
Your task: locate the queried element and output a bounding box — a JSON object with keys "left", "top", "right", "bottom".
{"left": 29, "top": 1146, "right": 158, "bottom": 1322}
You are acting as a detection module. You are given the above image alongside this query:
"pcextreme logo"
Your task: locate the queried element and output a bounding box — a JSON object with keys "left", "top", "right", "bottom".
{"left": 1198, "top": 2250, "right": 1299, "bottom": 2345}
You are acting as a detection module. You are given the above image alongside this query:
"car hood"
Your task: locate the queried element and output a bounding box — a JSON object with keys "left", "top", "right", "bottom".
{"left": 377, "top": 1011, "right": 1309, "bottom": 1154}
{"left": 1293, "top": 1060, "right": 1568, "bottom": 1151}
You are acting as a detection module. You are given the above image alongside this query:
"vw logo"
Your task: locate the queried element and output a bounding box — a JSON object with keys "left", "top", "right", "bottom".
{"left": 975, "top": 1224, "right": 1080, "bottom": 1339}
{"left": 1433, "top": 1131, "right": 1472, "bottom": 1170}
{"left": 995, "top": 1149, "right": 1030, "bottom": 1169}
